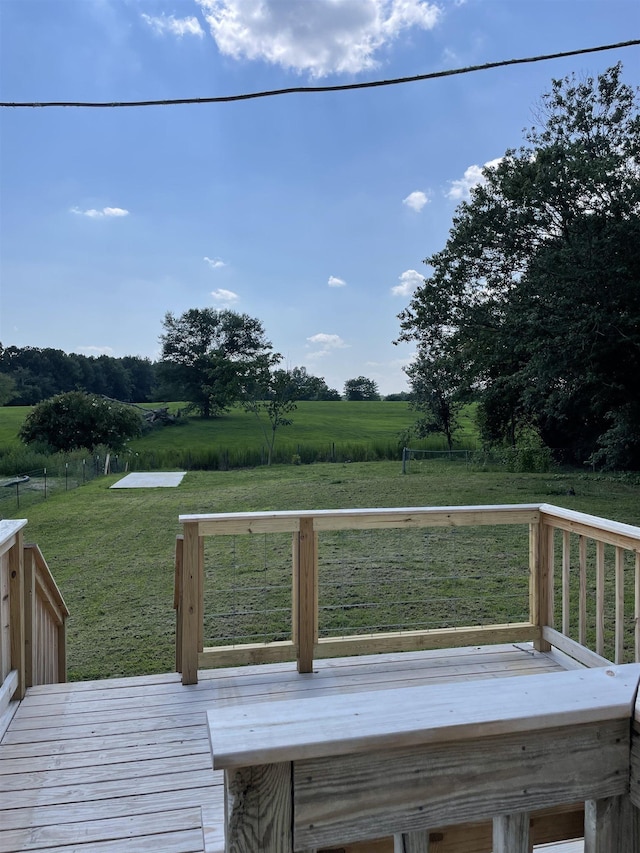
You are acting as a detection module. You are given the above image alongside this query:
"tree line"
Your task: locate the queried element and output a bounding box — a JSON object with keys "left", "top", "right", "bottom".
{"left": 0, "top": 332, "right": 384, "bottom": 412}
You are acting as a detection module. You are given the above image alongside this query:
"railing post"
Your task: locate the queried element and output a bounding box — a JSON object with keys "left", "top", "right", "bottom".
{"left": 530, "top": 520, "right": 552, "bottom": 652}
{"left": 181, "top": 522, "right": 201, "bottom": 685}
{"left": 293, "top": 517, "right": 317, "bottom": 674}
{"left": 8, "top": 529, "right": 25, "bottom": 699}
{"left": 174, "top": 535, "right": 184, "bottom": 673}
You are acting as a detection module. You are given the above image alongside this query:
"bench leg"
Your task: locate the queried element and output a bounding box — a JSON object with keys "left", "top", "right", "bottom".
{"left": 585, "top": 795, "right": 640, "bottom": 852}
{"left": 224, "top": 762, "right": 293, "bottom": 853}
{"left": 394, "top": 830, "right": 429, "bottom": 851}
{"left": 493, "top": 812, "right": 531, "bottom": 853}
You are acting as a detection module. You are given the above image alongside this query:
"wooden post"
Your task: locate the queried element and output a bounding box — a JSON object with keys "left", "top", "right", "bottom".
{"left": 394, "top": 830, "right": 429, "bottom": 852}
{"left": 57, "top": 608, "right": 67, "bottom": 683}
{"left": 616, "top": 547, "right": 625, "bottom": 664}
{"left": 579, "top": 535, "right": 587, "bottom": 647}
{"left": 585, "top": 796, "right": 640, "bottom": 852}
{"left": 531, "top": 521, "right": 552, "bottom": 652}
{"left": 224, "top": 763, "right": 293, "bottom": 853}
{"left": 596, "top": 540, "right": 605, "bottom": 657}
{"left": 174, "top": 535, "right": 183, "bottom": 673}
{"left": 562, "top": 529, "right": 571, "bottom": 636}
{"left": 23, "top": 545, "right": 35, "bottom": 689}
{"left": 635, "top": 551, "right": 640, "bottom": 662}
{"left": 181, "top": 522, "right": 201, "bottom": 685}
{"left": 294, "top": 518, "right": 317, "bottom": 674}
{"left": 493, "top": 812, "right": 531, "bottom": 853}
{"left": 8, "top": 529, "right": 25, "bottom": 699}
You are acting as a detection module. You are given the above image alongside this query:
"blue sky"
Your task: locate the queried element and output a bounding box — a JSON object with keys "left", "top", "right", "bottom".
{"left": 0, "top": 0, "right": 638, "bottom": 395}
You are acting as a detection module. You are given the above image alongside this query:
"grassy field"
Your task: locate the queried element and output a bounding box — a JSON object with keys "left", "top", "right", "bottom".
{"left": 0, "top": 401, "right": 480, "bottom": 468}
{"left": 12, "top": 459, "right": 640, "bottom": 681}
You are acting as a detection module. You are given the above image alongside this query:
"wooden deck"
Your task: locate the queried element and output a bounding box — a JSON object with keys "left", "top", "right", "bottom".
{"left": 0, "top": 643, "right": 582, "bottom": 853}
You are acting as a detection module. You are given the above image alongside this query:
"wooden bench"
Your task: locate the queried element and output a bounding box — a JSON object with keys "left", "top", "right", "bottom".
{"left": 207, "top": 665, "right": 640, "bottom": 853}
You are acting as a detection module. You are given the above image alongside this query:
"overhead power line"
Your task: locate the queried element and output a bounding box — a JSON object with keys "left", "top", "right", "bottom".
{"left": 1, "top": 38, "right": 639, "bottom": 109}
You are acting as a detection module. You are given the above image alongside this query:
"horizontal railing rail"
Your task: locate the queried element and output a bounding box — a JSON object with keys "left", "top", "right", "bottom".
{"left": 176, "top": 503, "right": 640, "bottom": 685}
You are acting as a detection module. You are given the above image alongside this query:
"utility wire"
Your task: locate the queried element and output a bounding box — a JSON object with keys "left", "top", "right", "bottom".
{"left": 1, "top": 38, "right": 638, "bottom": 109}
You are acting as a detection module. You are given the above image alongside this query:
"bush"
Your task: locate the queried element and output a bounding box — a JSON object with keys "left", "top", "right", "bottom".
{"left": 19, "top": 392, "right": 143, "bottom": 453}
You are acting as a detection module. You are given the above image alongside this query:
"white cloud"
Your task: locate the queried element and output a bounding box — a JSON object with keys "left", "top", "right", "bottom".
{"left": 328, "top": 275, "right": 346, "bottom": 288}
{"left": 141, "top": 13, "right": 204, "bottom": 37}
{"left": 446, "top": 157, "right": 502, "bottom": 201}
{"left": 391, "top": 269, "right": 423, "bottom": 297}
{"left": 76, "top": 345, "right": 115, "bottom": 356}
{"left": 71, "top": 206, "right": 129, "bottom": 218}
{"left": 211, "top": 288, "right": 239, "bottom": 304}
{"left": 204, "top": 256, "right": 226, "bottom": 269}
{"left": 195, "top": 0, "right": 441, "bottom": 77}
{"left": 306, "top": 332, "right": 348, "bottom": 358}
{"left": 402, "top": 190, "right": 429, "bottom": 212}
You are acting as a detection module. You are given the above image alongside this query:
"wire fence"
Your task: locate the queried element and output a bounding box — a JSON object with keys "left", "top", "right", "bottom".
{"left": 0, "top": 453, "right": 125, "bottom": 517}
{"left": 201, "top": 525, "right": 530, "bottom": 648}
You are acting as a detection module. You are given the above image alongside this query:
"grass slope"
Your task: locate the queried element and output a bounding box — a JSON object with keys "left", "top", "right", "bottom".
{"left": 0, "top": 401, "right": 480, "bottom": 462}
{"left": 15, "top": 461, "right": 640, "bottom": 681}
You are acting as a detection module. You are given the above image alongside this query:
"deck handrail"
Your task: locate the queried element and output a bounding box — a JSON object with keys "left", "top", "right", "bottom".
{"left": 24, "top": 543, "right": 69, "bottom": 686}
{"left": 0, "top": 520, "right": 68, "bottom": 707}
{"left": 176, "top": 503, "right": 640, "bottom": 684}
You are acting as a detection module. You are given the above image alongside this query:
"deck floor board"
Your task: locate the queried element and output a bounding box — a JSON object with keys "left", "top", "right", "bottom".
{"left": 0, "top": 644, "right": 570, "bottom": 853}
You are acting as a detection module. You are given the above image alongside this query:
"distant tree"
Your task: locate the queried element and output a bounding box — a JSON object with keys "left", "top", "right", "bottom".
{"left": 19, "top": 391, "right": 143, "bottom": 452}
{"left": 289, "top": 366, "right": 341, "bottom": 400}
{"left": 344, "top": 376, "right": 380, "bottom": 401}
{"left": 0, "top": 372, "right": 16, "bottom": 405}
{"left": 159, "top": 308, "right": 276, "bottom": 418}
{"left": 243, "top": 366, "right": 298, "bottom": 465}
{"left": 385, "top": 392, "right": 412, "bottom": 401}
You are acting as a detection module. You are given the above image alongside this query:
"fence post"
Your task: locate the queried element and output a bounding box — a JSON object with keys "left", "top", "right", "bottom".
{"left": 293, "top": 517, "right": 317, "bottom": 674}
{"left": 530, "top": 519, "right": 552, "bottom": 652}
{"left": 181, "top": 522, "right": 201, "bottom": 685}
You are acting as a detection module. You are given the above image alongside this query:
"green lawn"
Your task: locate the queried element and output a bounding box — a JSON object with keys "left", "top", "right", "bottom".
{"left": 13, "top": 460, "right": 640, "bottom": 681}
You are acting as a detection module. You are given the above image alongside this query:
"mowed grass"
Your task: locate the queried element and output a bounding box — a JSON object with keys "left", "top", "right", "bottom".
{"left": 13, "top": 460, "right": 640, "bottom": 681}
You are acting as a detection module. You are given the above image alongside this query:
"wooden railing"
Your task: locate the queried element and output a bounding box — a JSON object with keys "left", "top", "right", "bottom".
{"left": 24, "top": 543, "right": 69, "bottom": 686}
{"left": 176, "top": 504, "right": 640, "bottom": 685}
{"left": 0, "top": 520, "right": 68, "bottom": 722}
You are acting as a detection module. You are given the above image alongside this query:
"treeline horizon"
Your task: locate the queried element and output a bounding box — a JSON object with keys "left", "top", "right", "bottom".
{"left": 0, "top": 344, "right": 411, "bottom": 407}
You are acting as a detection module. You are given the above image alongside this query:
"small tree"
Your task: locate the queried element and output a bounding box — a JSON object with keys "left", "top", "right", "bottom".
{"left": 406, "top": 352, "right": 463, "bottom": 451}
{"left": 19, "top": 392, "right": 143, "bottom": 452}
{"left": 243, "top": 367, "right": 298, "bottom": 465}
{"left": 344, "top": 376, "right": 380, "bottom": 401}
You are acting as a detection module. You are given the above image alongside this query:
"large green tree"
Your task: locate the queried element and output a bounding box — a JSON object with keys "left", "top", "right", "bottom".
{"left": 398, "top": 63, "right": 640, "bottom": 468}
{"left": 159, "top": 309, "right": 276, "bottom": 418}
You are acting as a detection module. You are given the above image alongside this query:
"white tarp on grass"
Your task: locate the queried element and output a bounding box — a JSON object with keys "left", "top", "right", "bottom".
{"left": 111, "top": 472, "right": 187, "bottom": 489}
